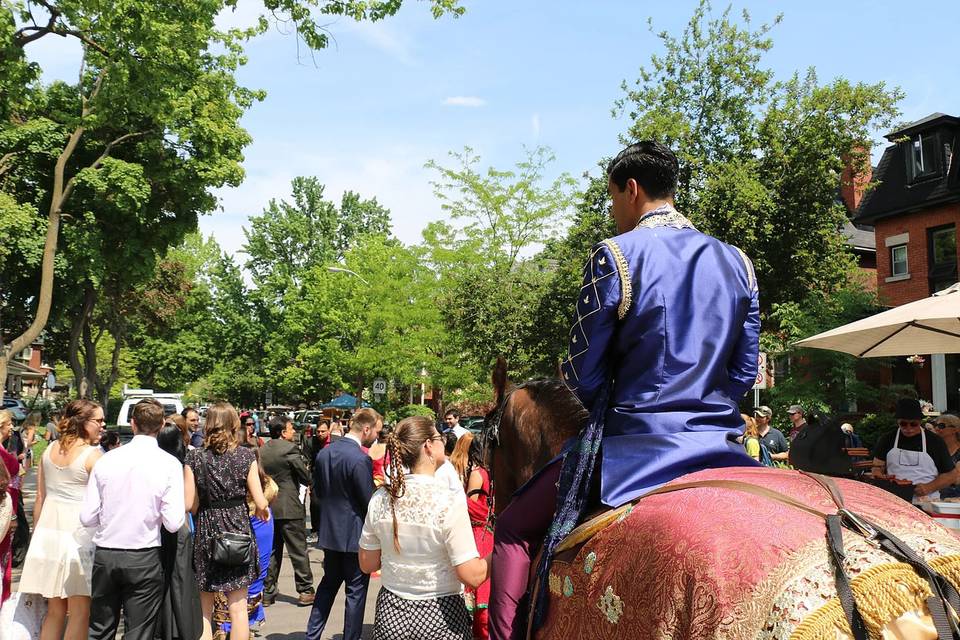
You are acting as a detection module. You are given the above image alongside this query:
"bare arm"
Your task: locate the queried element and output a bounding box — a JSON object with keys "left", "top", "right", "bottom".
{"left": 916, "top": 468, "right": 960, "bottom": 497}
{"left": 184, "top": 464, "right": 199, "bottom": 514}
{"left": 246, "top": 461, "right": 269, "bottom": 522}
{"left": 32, "top": 455, "right": 45, "bottom": 528}
{"left": 359, "top": 548, "right": 381, "bottom": 574}
{"left": 871, "top": 457, "right": 887, "bottom": 477}
{"left": 455, "top": 555, "right": 491, "bottom": 589}
{"left": 466, "top": 469, "right": 484, "bottom": 502}
{"left": 85, "top": 448, "right": 103, "bottom": 474}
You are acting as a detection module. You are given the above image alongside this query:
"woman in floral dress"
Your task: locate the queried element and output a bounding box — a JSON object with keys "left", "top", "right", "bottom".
{"left": 185, "top": 403, "right": 270, "bottom": 640}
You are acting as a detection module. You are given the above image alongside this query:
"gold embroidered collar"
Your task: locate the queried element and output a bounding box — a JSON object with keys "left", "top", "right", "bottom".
{"left": 634, "top": 204, "right": 696, "bottom": 231}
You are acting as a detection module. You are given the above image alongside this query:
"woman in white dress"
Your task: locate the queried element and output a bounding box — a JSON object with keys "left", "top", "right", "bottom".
{"left": 18, "top": 399, "right": 104, "bottom": 640}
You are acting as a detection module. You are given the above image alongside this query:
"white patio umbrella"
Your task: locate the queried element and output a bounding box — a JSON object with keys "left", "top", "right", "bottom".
{"left": 794, "top": 282, "right": 960, "bottom": 357}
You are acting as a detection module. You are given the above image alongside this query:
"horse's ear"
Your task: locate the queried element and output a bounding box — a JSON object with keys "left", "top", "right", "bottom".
{"left": 492, "top": 356, "right": 508, "bottom": 403}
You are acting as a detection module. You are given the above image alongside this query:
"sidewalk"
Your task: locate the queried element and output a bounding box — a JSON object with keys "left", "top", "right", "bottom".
{"left": 12, "top": 469, "right": 380, "bottom": 640}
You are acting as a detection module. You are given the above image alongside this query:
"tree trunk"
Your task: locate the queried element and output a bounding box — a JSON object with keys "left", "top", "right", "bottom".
{"left": 68, "top": 284, "right": 97, "bottom": 399}
{"left": 81, "top": 318, "right": 100, "bottom": 401}
{"left": 1, "top": 125, "right": 86, "bottom": 402}
{"left": 97, "top": 319, "right": 125, "bottom": 407}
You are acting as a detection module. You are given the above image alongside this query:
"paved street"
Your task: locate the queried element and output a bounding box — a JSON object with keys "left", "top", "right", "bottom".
{"left": 12, "top": 468, "right": 381, "bottom": 640}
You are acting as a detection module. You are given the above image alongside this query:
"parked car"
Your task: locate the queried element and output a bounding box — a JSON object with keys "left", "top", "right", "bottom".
{"left": 461, "top": 416, "right": 486, "bottom": 434}
{"left": 116, "top": 389, "right": 184, "bottom": 427}
{"left": 1, "top": 397, "right": 28, "bottom": 423}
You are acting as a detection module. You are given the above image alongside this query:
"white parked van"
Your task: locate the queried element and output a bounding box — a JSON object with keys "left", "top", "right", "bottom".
{"left": 116, "top": 387, "right": 184, "bottom": 427}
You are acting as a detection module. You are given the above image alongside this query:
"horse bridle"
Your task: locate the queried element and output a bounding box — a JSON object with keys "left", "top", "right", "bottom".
{"left": 480, "top": 381, "right": 531, "bottom": 524}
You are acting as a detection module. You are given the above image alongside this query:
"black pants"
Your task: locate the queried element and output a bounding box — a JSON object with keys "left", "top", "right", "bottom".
{"left": 305, "top": 550, "right": 369, "bottom": 640}
{"left": 89, "top": 547, "right": 164, "bottom": 640}
{"left": 265, "top": 517, "right": 315, "bottom": 598}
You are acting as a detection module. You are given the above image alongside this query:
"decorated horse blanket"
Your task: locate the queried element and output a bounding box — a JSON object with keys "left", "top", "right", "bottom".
{"left": 537, "top": 467, "right": 960, "bottom": 640}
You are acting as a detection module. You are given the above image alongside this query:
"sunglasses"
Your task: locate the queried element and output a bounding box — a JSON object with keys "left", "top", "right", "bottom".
{"left": 897, "top": 420, "right": 922, "bottom": 428}
{"left": 245, "top": 422, "right": 254, "bottom": 426}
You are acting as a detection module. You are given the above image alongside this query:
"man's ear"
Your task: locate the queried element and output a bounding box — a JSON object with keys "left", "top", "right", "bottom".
{"left": 629, "top": 179, "right": 649, "bottom": 204}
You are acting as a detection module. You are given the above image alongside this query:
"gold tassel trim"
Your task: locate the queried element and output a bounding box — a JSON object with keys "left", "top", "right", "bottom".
{"left": 602, "top": 239, "right": 631, "bottom": 320}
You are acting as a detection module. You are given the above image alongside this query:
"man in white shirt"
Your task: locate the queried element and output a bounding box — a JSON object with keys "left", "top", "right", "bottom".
{"left": 81, "top": 399, "right": 185, "bottom": 640}
{"left": 443, "top": 409, "right": 470, "bottom": 440}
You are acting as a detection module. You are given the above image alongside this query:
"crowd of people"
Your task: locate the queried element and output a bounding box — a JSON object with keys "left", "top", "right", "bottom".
{"left": 0, "top": 401, "right": 495, "bottom": 640}
{"left": 1, "top": 142, "right": 959, "bottom": 640}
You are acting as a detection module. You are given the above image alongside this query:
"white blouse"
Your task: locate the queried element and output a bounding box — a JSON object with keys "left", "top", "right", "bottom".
{"left": 359, "top": 474, "right": 478, "bottom": 600}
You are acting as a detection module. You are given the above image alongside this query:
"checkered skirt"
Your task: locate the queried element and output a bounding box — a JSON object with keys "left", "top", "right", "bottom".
{"left": 372, "top": 587, "right": 472, "bottom": 640}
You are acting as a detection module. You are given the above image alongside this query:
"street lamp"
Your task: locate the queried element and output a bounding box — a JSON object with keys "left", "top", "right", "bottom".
{"left": 326, "top": 266, "right": 370, "bottom": 286}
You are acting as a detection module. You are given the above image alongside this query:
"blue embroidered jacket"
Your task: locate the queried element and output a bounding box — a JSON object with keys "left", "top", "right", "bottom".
{"left": 560, "top": 208, "right": 761, "bottom": 507}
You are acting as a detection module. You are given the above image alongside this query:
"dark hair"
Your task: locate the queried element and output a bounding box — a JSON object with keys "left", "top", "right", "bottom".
{"left": 157, "top": 424, "right": 186, "bottom": 463}
{"left": 444, "top": 409, "right": 460, "bottom": 419}
{"left": 606, "top": 141, "right": 679, "bottom": 200}
{"left": 181, "top": 406, "right": 199, "bottom": 419}
{"left": 99, "top": 430, "right": 120, "bottom": 451}
{"left": 132, "top": 398, "right": 165, "bottom": 435}
{"left": 443, "top": 431, "right": 458, "bottom": 456}
{"left": 269, "top": 416, "right": 286, "bottom": 439}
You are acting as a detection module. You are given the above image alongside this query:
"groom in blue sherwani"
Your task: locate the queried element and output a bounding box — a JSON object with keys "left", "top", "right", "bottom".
{"left": 489, "top": 141, "right": 761, "bottom": 639}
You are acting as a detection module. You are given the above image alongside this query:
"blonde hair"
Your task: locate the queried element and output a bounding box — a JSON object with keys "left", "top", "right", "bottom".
{"left": 741, "top": 413, "right": 759, "bottom": 439}
{"left": 0, "top": 409, "right": 11, "bottom": 426}
{"left": 203, "top": 402, "right": 240, "bottom": 454}
{"left": 384, "top": 416, "right": 438, "bottom": 552}
{"left": 450, "top": 432, "right": 474, "bottom": 487}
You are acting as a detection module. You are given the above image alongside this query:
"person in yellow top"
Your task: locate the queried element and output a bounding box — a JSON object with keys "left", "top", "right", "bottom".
{"left": 741, "top": 414, "right": 761, "bottom": 461}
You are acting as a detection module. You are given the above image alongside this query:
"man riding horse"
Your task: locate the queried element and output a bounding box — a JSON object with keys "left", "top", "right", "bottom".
{"left": 489, "top": 141, "right": 761, "bottom": 639}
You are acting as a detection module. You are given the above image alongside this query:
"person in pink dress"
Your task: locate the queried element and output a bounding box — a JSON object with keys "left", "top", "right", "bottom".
{"left": 0, "top": 409, "right": 20, "bottom": 603}
{"left": 452, "top": 434, "right": 494, "bottom": 640}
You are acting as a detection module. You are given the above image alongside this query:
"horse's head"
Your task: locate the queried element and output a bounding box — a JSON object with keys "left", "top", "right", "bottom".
{"left": 483, "top": 357, "right": 587, "bottom": 516}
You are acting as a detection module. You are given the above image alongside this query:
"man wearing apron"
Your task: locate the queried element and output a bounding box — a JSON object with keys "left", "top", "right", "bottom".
{"left": 871, "top": 398, "right": 958, "bottom": 502}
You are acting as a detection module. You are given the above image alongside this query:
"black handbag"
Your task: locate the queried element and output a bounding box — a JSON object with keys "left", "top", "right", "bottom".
{"left": 199, "top": 451, "right": 254, "bottom": 567}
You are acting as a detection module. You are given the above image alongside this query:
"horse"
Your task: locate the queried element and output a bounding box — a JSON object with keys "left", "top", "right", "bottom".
{"left": 484, "top": 360, "right": 960, "bottom": 640}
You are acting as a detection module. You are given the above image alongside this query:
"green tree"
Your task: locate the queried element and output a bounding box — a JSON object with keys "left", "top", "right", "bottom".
{"left": 422, "top": 146, "right": 577, "bottom": 383}
{"left": 0, "top": 0, "right": 463, "bottom": 401}
{"left": 242, "top": 177, "right": 391, "bottom": 302}
{"left": 615, "top": 0, "right": 902, "bottom": 313}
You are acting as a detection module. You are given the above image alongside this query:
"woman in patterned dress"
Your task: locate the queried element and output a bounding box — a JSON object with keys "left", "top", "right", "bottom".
{"left": 358, "top": 416, "right": 490, "bottom": 640}
{"left": 0, "top": 413, "right": 19, "bottom": 604}
{"left": 185, "top": 403, "right": 270, "bottom": 640}
{"left": 18, "top": 400, "right": 104, "bottom": 640}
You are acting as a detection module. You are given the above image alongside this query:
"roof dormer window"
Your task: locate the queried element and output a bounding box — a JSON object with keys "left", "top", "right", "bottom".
{"left": 907, "top": 132, "right": 940, "bottom": 183}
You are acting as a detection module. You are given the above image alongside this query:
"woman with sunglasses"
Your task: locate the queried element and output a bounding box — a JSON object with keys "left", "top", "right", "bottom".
{"left": 871, "top": 398, "right": 959, "bottom": 502}
{"left": 359, "top": 416, "right": 490, "bottom": 640}
{"left": 933, "top": 414, "right": 960, "bottom": 499}
{"left": 19, "top": 399, "right": 104, "bottom": 640}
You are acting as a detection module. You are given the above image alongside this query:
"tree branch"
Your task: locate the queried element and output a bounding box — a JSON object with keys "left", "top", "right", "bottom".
{"left": 61, "top": 131, "right": 145, "bottom": 204}
{"left": 0, "top": 152, "right": 18, "bottom": 179}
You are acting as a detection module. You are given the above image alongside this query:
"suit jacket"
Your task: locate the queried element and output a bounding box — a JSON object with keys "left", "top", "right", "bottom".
{"left": 560, "top": 205, "right": 761, "bottom": 507}
{"left": 312, "top": 437, "right": 373, "bottom": 553}
{"left": 259, "top": 438, "right": 311, "bottom": 520}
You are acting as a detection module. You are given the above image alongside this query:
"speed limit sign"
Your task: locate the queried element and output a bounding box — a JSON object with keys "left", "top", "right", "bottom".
{"left": 373, "top": 379, "right": 387, "bottom": 395}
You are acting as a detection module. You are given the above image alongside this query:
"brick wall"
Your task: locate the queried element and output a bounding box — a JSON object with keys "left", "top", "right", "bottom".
{"left": 874, "top": 203, "right": 960, "bottom": 306}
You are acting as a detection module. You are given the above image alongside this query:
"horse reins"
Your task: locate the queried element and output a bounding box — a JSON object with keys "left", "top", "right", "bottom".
{"left": 479, "top": 382, "right": 532, "bottom": 533}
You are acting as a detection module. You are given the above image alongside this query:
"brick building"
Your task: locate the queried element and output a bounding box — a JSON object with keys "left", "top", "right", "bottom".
{"left": 855, "top": 112, "right": 960, "bottom": 410}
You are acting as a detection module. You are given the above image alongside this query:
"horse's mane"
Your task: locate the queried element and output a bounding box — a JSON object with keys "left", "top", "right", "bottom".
{"left": 508, "top": 379, "right": 588, "bottom": 440}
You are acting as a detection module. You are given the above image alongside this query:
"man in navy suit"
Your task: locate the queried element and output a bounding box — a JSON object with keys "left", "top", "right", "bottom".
{"left": 305, "top": 408, "right": 381, "bottom": 640}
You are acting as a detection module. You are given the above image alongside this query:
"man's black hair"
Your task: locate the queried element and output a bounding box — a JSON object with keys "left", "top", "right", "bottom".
{"left": 606, "top": 141, "right": 679, "bottom": 200}
{"left": 268, "top": 415, "right": 286, "bottom": 439}
{"left": 181, "top": 406, "right": 198, "bottom": 418}
{"left": 444, "top": 409, "right": 460, "bottom": 419}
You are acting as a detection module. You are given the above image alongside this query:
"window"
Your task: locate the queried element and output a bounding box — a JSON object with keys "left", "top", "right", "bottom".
{"left": 929, "top": 225, "right": 957, "bottom": 293}
{"left": 16, "top": 347, "right": 32, "bottom": 361}
{"left": 890, "top": 244, "right": 908, "bottom": 276}
{"left": 907, "top": 133, "right": 941, "bottom": 183}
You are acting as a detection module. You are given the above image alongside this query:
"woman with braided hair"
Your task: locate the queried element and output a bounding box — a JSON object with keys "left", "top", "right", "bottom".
{"left": 358, "top": 416, "right": 490, "bottom": 640}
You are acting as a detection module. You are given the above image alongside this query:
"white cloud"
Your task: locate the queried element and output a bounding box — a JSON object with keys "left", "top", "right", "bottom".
{"left": 443, "top": 96, "right": 487, "bottom": 108}
{"left": 531, "top": 113, "right": 541, "bottom": 138}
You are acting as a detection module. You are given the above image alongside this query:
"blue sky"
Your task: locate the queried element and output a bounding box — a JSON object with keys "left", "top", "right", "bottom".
{"left": 25, "top": 0, "right": 959, "bottom": 261}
